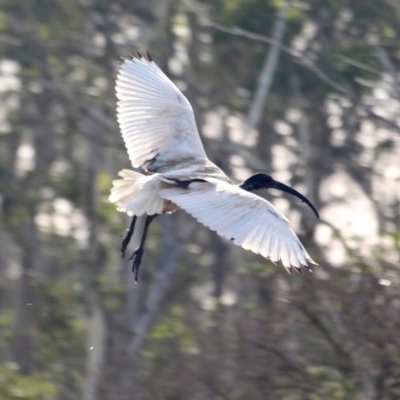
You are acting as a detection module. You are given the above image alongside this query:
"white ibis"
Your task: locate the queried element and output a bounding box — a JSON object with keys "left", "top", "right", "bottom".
{"left": 110, "top": 52, "right": 319, "bottom": 282}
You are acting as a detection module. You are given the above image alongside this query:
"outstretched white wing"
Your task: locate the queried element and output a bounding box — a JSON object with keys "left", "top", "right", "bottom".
{"left": 160, "top": 179, "right": 317, "bottom": 272}
{"left": 116, "top": 54, "right": 207, "bottom": 171}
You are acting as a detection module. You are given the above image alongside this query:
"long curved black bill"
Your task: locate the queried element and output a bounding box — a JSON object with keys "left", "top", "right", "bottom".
{"left": 270, "top": 180, "right": 319, "bottom": 218}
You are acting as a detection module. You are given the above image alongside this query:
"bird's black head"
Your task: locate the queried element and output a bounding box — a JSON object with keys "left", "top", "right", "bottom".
{"left": 240, "top": 173, "right": 275, "bottom": 192}
{"left": 240, "top": 172, "right": 320, "bottom": 218}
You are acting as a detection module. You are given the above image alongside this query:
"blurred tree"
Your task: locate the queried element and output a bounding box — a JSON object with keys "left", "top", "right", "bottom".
{"left": 0, "top": 0, "right": 399, "bottom": 399}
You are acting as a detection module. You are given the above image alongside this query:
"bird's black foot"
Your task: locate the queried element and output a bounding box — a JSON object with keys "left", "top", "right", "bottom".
{"left": 121, "top": 233, "right": 131, "bottom": 258}
{"left": 120, "top": 216, "right": 136, "bottom": 258}
{"left": 130, "top": 247, "right": 144, "bottom": 283}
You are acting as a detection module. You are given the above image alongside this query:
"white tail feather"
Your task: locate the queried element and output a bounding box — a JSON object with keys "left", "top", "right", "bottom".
{"left": 109, "top": 169, "right": 163, "bottom": 216}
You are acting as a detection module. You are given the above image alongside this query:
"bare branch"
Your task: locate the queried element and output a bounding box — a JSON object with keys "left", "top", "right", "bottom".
{"left": 127, "top": 217, "right": 197, "bottom": 355}
{"left": 246, "top": 2, "right": 290, "bottom": 132}
{"left": 0, "top": 34, "right": 22, "bottom": 46}
{"left": 208, "top": 20, "right": 400, "bottom": 134}
{"left": 318, "top": 219, "right": 353, "bottom": 254}
{"left": 207, "top": 19, "right": 300, "bottom": 58}
{"left": 320, "top": 296, "right": 377, "bottom": 400}
{"left": 375, "top": 45, "right": 400, "bottom": 100}
{"left": 337, "top": 54, "right": 380, "bottom": 75}
{"left": 83, "top": 293, "right": 106, "bottom": 400}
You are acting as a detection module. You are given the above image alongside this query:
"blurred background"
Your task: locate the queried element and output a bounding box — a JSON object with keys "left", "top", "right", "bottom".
{"left": 0, "top": 0, "right": 400, "bottom": 399}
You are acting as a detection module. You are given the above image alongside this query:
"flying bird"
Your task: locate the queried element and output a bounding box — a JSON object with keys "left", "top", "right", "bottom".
{"left": 110, "top": 51, "right": 319, "bottom": 282}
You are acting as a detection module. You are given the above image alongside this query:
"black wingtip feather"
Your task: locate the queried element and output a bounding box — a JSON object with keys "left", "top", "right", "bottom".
{"left": 284, "top": 266, "right": 292, "bottom": 275}
{"left": 118, "top": 57, "right": 127, "bottom": 68}
{"left": 119, "top": 51, "right": 153, "bottom": 65}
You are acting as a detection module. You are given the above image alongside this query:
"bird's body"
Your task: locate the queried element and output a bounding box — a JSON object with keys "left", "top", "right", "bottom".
{"left": 110, "top": 52, "right": 318, "bottom": 281}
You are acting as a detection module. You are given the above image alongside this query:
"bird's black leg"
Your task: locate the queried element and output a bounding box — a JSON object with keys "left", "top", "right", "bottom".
{"left": 121, "top": 216, "right": 137, "bottom": 258}
{"left": 130, "top": 215, "right": 155, "bottom": 283}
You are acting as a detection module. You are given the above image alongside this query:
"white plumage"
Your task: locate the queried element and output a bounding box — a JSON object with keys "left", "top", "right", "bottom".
{"left": 110, "top": 52, "right": 318, "bottom": 279}
{"left": 116, "top": 55, "right": 207, "bottom": 171}
{"left": 160, "top": 179, "right": 311, "bottom": 269}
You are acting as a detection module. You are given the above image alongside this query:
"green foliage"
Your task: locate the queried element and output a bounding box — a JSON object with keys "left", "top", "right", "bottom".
{"left": 307, "top": 366, "right": 352, "bottom": 400}
{"left": 150, "top": 304, "right": 198, "bottom": 352}
{"left": 0, "top": 365, "right": 57, "bottom": 400}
